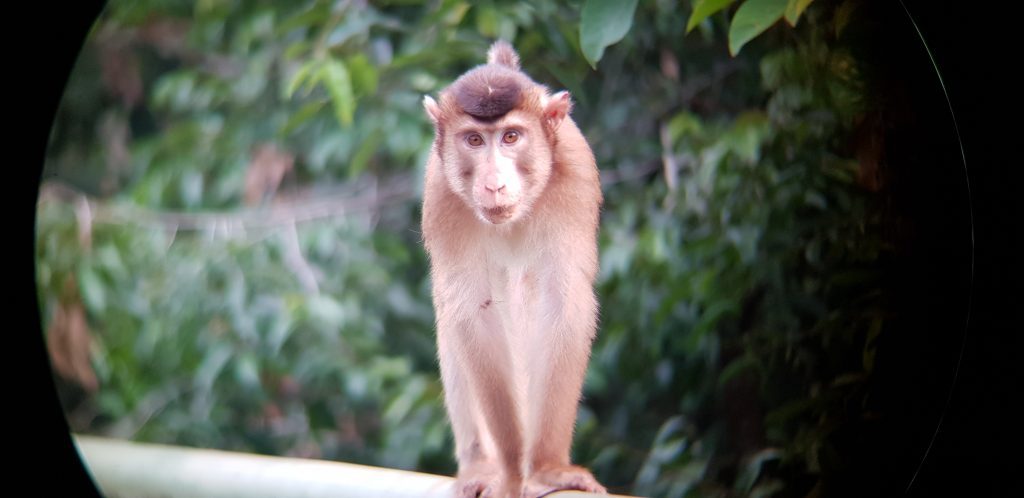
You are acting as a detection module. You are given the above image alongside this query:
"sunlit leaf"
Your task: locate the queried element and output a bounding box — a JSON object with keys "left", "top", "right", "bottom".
{"left": 579, "top": 0, "right": 639, "bottom": 69}
{"left": 234, "top": 354, "right": 262, "bottom": 390}
{"left": 179, "top": 170, "right": 204, "bottom": 208}
{"left": 306, "top": 294, "right": 347, "bottom": 330}
{"left": 265, "top": 313, "right": 294, "bottom": 356}
{"left": 698, "top": 143, "right": 726, "bottom": 191}
{"left": 321, "top": 58, "right": 355, "bottom": 127}
{"left": 724, "top": 110, "right": 770, "bottom": 162}
{"left": 728, "top": 0, "right": 789, "bottom": 56}
{"left": 96, "top": 244, "right": 128, "bottom": 281}
{"left": 736, "top": 448, "right": 781, "bottom": 493}
{"left": 750, "top": 479, "right": 786, "bottom": 498}
{"left": 475, "top": 3, "right": 500, "bottom": 37}
{"left": 195, "top": 343, "right": 232, "bottom": 392}
{"left": 784, "top": 0, "right": 815, "bottom": 26}
{"left": 277, "top": 1, "right": 330, "bottom": 35}
{"left": 441, "top": 1, "right": 471, "bottom": 26}
{"left": 280, "top": 99, "right": 327, "bottom": 135}
{"left": 346, "top": 54, "right": 379, "bottom": 97}
{"left": 635, "top": 415, "right": 687, "bottom": 488}
{"left": 285, "top": 60, "right": 321, "bottom": 100}
{"left": 667, "top": 111, "right": 704, "bottom": 143}
{"left": 687, "top": 0, "right": 737, "bottom": 33}
{"left": 383, "top": 376, "right": 426, "bottom": 425}
{"left": 77, "top": 265, "right": 106, "bottom": 314}
{"left": 349, "top": 129, "right": 383, "bottom": 178}
{"left": 283, "top": 41, "right": 311, "bottom": 60}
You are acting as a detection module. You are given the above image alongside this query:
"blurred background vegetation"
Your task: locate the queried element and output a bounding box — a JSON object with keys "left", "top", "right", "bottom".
{"left": 37, "top": 0, "right": 921, "bottom": 496}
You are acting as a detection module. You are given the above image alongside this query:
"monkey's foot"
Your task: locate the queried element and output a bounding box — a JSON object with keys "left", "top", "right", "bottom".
{"left": 455, "top": 462, "right": 517, "bottom": 498}
{"left": 522, "top": 465, "right": 606, "bottom": 498}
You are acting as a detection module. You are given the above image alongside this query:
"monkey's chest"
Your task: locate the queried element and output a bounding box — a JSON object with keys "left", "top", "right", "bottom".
{"left": 485, "top": 264, "right": 549, "bottom": 350}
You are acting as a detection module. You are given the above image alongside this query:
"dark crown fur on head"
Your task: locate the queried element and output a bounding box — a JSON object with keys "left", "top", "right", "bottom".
{"left": 448, "top": 40, "right": 534, "bottom": 121}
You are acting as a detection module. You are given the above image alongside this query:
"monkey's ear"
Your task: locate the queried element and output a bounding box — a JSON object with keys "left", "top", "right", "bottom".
{"left": 423, "top": 95, "right": 441, "bottom": 124}
{"left": 543, "top": 91, "right": 572, "bottom": 131}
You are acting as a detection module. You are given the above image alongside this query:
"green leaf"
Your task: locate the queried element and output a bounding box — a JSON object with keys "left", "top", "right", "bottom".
{"left": 277, "top": 1, "right": 330, "bottom": 35}
{"left": 321, "top": 58, "right": 355, "bottom": 127}
{"left": 667, "top": 111, "right": 704, "bottom": 143}
{"left": 735, "top": 448, "right": 781, "bottom": 493}
{"left": 834, "top": 0, "right": 859, "bottom": 37}
{"left": 346, "top": 54, "right": 378, "bottom": 97}
{"left": 306, "top": 294, "right": 347, "bottom": 330}
{"left": 234, "top": 353, "right": 262, "bottom": 390}
{"left": 266, "top": 313, "right": 294, "bottom": 355}
{"left": 652, "top": 415, "right": 684, "bottom": 446}
{"left": 283, "top": 41, "right": 311, "bottom": 60}
{"left": 475, "top": 4, "right": 500, "bottom": 37}
{"left": 280, "top": 99, "right": 327, "bottom": 135}
{"left": 179, "top": 170, "right": 204, "bottom": 208}
{"left": 750, "top": 479, "right": 786, "bottom": 498}
{"left": 284, "top": 60, "right": 321, "bottom": 99}
{"left": 697, "top": 143, "right": 726, "bottom": 191}
{"left": 784, "top": 0, "right": 815, "bottom": 26}
{"left": 77, "top": 265, "right": 107, "bottom": 314}
{"left": 383, "top": 376, "right": 426, "bottom": 425}
{"left": 349, "top": 129, "right": 384, "bottom": 178}
{"left": 195, "top": 343, "right": 233, "bottom": 392}
{"left": 728, "top": 0, "right": 788, "bottom": 56}
{"left": 687, "top": 0, "right": 737, "bottom": 33}
{"left": 765, "top": 397, "right": 814, "bottom": 426}
{"left": 724, "top": 110, "right": 770, "bottom": 163}
{"left": 718, "top": 354, "right": 758, "bottom": 387}
{"left": 693, "top": 299, "right": 739, "bottom": 339}
{"left": 579, "top": 0, "right": 639, "bottom": 69}
{"left": 863, "top": 317, "right": 883, "bottom": 371}
{"left": 440, "top": 1, "right": 471, "bottom": 26}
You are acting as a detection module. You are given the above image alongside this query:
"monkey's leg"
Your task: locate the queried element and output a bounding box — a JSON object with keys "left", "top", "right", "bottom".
{"left": 522, "top": 285, "right": 606, "bottom": 498}
{"left": 438, "top": 296, "right": 526, "bottom": 498}
{"left": 438, "top": 329, "right": 500, "bottom": 498}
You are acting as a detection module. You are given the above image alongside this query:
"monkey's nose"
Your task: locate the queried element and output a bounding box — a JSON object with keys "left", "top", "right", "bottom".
{"left": 484, "top": 182, "right": 506, "bottom": 193}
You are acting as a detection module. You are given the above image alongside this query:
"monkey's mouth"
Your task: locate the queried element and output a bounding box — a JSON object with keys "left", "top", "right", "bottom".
{"left": 482, "top": 205, "right": 516, "bottom": 224}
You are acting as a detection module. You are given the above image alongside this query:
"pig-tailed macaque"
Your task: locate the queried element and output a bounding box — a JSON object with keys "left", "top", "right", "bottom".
{"left": 421, "top": 41, "right": 606, "bottom": 498}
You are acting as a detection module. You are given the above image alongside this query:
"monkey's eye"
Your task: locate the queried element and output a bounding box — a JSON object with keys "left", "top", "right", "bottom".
{"left": 502, "top": 130, "right": 520, "bottom": 144}
{"left": 466, "top": 134, "right": 484, "bottom": 147}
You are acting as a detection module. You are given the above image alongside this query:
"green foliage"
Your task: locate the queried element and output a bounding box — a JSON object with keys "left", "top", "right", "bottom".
{"left": 579, "top": 0, "right": 640, "bottom": 69}
{"left": 784, "top": 0, "right": 816, "bottom": 27}
{"left": 688, "top": 0, "right": 737, "bottom": 33}
{"left": 39, "top": 1, "right": 887, "bottom": 496}
{"left": 728, "top": 0, "right": 790, "bottom": 56}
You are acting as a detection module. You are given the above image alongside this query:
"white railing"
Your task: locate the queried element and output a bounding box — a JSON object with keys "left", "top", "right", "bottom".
{"left": 74, "top": 435, "right": 632, "bottom": 498}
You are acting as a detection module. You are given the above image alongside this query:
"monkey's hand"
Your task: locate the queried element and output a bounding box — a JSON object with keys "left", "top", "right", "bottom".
{"left": 522, "top": 465, "right": 606, "bottom": 498}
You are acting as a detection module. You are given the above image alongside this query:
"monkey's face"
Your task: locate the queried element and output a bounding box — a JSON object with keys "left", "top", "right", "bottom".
{"left": 443, "top": 112, "right": 553, "bottom": 225}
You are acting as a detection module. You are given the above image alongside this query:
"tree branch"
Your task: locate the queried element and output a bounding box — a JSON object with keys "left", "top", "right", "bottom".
{"left": 37, "top": 176, "right": 418, "bottom": 235}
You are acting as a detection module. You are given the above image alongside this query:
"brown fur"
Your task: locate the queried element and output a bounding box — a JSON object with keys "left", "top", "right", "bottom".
{"left": 421, "top": 41, "right": 605, "bottom": 498}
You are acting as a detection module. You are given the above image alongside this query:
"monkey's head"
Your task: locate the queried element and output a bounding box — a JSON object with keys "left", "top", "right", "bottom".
{"left": 424, "top": 40, "right": 573, "bottom": 226}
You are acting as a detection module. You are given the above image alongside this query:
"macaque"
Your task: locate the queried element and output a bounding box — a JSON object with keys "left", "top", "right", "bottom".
{"left": 421, "top": 41, "right": 605, "bottom": 498}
